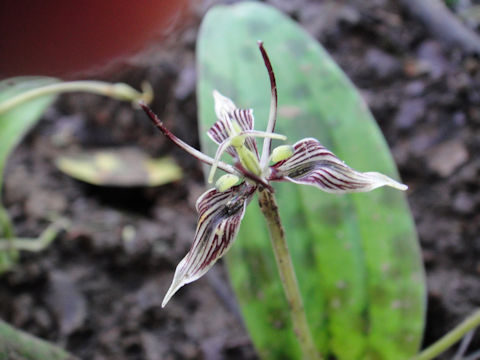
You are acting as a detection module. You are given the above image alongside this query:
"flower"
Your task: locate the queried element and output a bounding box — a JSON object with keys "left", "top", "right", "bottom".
{"left": 140, "top": 42, "right": 407, "bottom": 307}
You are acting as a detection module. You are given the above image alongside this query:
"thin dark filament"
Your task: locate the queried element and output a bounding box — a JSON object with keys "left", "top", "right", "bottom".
{"left": 258, "top": 41, "right": 279, "bottom": 168}
{"left": 140, "top": 101, "right": 236, "bottom": 175}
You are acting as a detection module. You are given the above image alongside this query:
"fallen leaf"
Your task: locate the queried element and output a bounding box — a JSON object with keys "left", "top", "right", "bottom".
{"left": 56, "top": 147, "right": 182, "bottom": 187}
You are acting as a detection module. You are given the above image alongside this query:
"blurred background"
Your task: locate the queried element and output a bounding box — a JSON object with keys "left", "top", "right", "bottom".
{"left": 0, "top": 0, "right": 479, "bottom": 359}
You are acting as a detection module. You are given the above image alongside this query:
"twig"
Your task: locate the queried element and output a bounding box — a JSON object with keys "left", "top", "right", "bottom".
{"left": 463, "top": 348, "right": 480, "bottom": 360}
{"left": 400, "top": 0, "right": 480, "bottom": 54}
{"left": 454, "top": 329, "right": 475, "bottom": 360}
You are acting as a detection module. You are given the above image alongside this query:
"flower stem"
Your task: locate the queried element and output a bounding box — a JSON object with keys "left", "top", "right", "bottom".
{"left": 257, "top": 188, "right": 321, "bottom": 360}
{"left": 410, "top": 308, "right": 480, "bottom": 360}
{"left": 0, "top": 80, "right": 153, "bottom": 115}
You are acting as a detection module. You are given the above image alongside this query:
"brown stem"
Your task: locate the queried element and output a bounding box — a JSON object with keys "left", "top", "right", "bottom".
{"left": 257, "top": 188, "right": 321, "bottom": 360}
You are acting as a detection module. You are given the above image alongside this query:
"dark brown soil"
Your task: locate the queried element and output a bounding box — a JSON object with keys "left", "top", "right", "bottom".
{"left": 1, "top": 0, "right": 480, "bottom": 359}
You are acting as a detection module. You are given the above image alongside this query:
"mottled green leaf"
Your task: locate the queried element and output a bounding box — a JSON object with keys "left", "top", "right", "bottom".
{"left": 0, "top": 77, "right": 58, "bottom": 272}
{"left": 197, "top": 3, "right": 425, "bottom": 360}
{"left": 56, "top": 148, "right": 182, "bottom": 187}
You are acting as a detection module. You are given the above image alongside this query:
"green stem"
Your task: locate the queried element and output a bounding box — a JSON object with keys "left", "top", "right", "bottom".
{"left": 0, "top": 319, "right": 76, "bottom": 360}
{"left": 0, "top": 220, "right": 68, "bottom": 252}
{"left": 0, "top": 81, "right": 153, "bottom": 115}
{"left": 257, "top": 188, "right": 321, "bottom": 360}
{"left": 0, "top": 206, "right": 16, "bottom": 273}
{"left": 410, "top": 309, "right": 480, "bottom": 360}
{"left": 0, "top": 206, "right": 13, "bottom": 240}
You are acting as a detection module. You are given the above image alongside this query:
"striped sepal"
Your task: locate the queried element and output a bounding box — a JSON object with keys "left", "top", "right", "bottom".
{"left": 162, "top": 182, "right": 256, "bottom": 307}
{"left": 270, "top": 138, "right": 407, "bottom": 193}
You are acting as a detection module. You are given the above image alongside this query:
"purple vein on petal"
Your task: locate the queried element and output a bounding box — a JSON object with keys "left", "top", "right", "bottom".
{"left": 270, "top": 138, "right": 408, "bottom": 193}
{"left": 208, "top": 92, "right": 259, "bottom": 159}
{"left": 162, "top": 182, "right": 256, "bottom": 307}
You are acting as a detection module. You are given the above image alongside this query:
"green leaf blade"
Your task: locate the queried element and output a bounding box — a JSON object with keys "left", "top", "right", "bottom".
{"left": 55, "top": 148, "right": 182, "bottom": 187}
{"left": 197, "top": 3, "right": 425, "bottom": 359}
{"left": 0, "top": 77, "right": 58, "bottom": 197}
{"left": 0, "top": 77, "right": 58, "bottom": 272}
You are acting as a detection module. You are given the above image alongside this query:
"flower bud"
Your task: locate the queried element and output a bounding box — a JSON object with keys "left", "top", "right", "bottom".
{"left": 215, "top": 174, "right": 241, "bottom": 192}
{"left": 271, "top": 145, "right": 294, "bottom": 163}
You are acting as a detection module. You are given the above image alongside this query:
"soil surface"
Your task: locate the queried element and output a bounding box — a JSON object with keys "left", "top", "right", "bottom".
{"left": 1, "top": 0, "right": 480, "bottom": 359}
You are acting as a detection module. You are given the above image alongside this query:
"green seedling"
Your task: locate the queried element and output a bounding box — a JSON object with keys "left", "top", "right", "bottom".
{"left": 56, "top": 148, "right": 182, "bottom": 187}
{"left": 0, "top": 78, "right": 153, "bottom": 273}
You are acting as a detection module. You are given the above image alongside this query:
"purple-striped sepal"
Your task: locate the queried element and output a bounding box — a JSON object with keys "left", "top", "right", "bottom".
{"left": 162, "top": 182, "right": 256, "bottom": 307}
{"left": 269, "top": 138, "right": 407, "bottom": 193}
